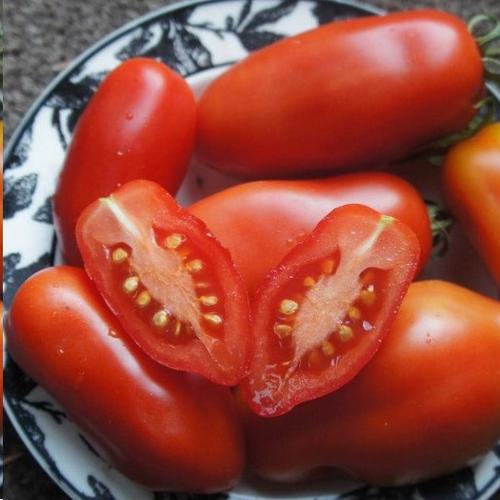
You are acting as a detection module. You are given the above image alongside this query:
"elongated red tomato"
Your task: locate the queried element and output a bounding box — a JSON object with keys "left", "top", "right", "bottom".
{"left": 190, "top": 173, "right": 431, "bottom": 295}
{"left": 241, "top": 205, "right": 419, "bottom": 416}
{"left": 76, "top": 180, "right": 251, "bottom": 386}
{"left": 243, "top": 281, "right": 500, "bottom": 485}
{"left": 54, "top": 58, "right": 196, "bottom": 265}
{"left": 196, "top": 10, "right": 482, "bottom": 178}
{"left": 6, "top": 267, "right": 244, "bottom": 491}
{"left": 442, "top": 123, "right": 500, "bottom": 285}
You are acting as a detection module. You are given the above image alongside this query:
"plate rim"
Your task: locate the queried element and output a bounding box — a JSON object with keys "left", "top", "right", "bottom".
{"left": 6, "top": 1, "right": 499, "bottom": 499}
{"left": 4, "top": 0, "right": 384, "bottom": 160}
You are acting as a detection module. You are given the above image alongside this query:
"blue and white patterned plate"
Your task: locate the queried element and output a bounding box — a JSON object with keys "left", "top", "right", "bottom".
{"left": 4, "top": 0, "right": 500, "bottom": 499}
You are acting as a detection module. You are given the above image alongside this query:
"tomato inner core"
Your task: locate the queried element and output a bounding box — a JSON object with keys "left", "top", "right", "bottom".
{"left": 100, "top": 197, "right": 229, "bottom": 367}
{"left": 272, "top": 262, "right": 383, "bottom": 376}
{"left": 267, "top": 215, "right": 395, "bottom": 386}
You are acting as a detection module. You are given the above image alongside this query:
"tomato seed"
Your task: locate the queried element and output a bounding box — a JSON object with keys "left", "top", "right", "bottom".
{"left": 360, "top": 287, "right": 376, "bottom": 306}
{"left": 195, "top": 282, "right": 210, "bottom": 289}
{"left": 200, "top": 295, "right": 218, "bottom": 306}
{"left": 338, "top": 324, "right": 354, "bottom": 342}
{"left": 164, "top": 233, "right": 186, "bottom": 249}
{"left": 174, "top": 320, "right": 182, "bottom": 336}
{"left": 348, "top": 306, "right": 361, "bottom": 321}
{"left": 321, "top": 258, "right": 336, "bottom": 275}
{"left": 303, "top": 276, "right": 316, "bottom": 288}
{"left": 186, "top": 259, "right": 204, "bottom": 273}
{"left": 274, "top": 323, "right": 293, "bottom": 339}
{"left": 279, "top": 299, "right": 299, "bottom": 315}
{"left": 112, "top": 247, "right": 129, "bottom": 264}
{"left": 321, "top": 340, "right": 335, "bottom": 356}
{"left": 136, "top": 290, "right": 151, "bottom": 307}
{"left": 123, "top": 276, "right": 139, "bottom": 294}
{"left": 203, "top": 313, "right": 223, "bottom": 327}
{"left": 152, "top": 310, "right": 170, "bottom": 328}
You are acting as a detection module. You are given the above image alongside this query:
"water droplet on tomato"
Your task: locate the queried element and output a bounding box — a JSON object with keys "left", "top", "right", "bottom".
{"left": 108, "top": 328, "right": 119, "bottom": 338}
{"left": 126, "top": 112, "right": 134, "bottom": 120}
{"left": 362, "top": 320, "right": 374, "bottom": 332}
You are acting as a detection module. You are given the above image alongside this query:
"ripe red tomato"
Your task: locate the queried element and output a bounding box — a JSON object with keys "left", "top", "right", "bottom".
{"left": 190, "top": 173, "right": 431, "bottom": 296}
{"left": 442, "top": 123, "right": 500, "bottom": 285}
{"left": 6, "top": 267, "right": 244, "bottom": 491}
{"left": 196, "top": 10, "right": 482, "bottom": 178}
{"left": 241, "top": 205, "right": 419, "bottom": 417}
{"left": 242, "top": 281, "right": 500, "bottom": 484}
{"left": 54, "top": 58, "right": 196, "bottom": 266}
{"left": 76, "top": 180, "right": 251, "bottom": 386}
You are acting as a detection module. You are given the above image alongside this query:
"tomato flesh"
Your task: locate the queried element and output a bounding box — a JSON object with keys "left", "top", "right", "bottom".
{"left": 242, "top": 205, "right": 419, "bottom": 416}
{"left": 76, "top": 180, "right": 251, "bottom": 386}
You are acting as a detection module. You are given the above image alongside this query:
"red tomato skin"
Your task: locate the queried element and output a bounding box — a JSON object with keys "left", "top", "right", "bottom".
{"left": 76, "top": 180, "right": 252, "bottom": 386}
{"left": 54, "top": 58, "right": 196, "bottom": 266}
{"left": 242, "top": 281, "right": 500, "bottom": 485}
{"left": 190, "top": 173, "right": 431, "bottom": 296}
{"left": 6, "top": 267, "right": 244, "bottom": 492}
{"left": 442, "top": 123, "right": 500, "bottom": 286}
{"left": 196, "top": 10, "right": 483, "bottom": 178}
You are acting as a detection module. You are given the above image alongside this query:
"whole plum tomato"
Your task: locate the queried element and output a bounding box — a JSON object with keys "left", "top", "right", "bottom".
{"left": 442, "top": 122, "right": 500, "bottom": 286}
{"left": 242, "top": 280, "right": 500, "bottom": 485}
{"left": 6, "top": 267, "right": 244, "bottom": 492}
{"left": 189, "top": 173, "right": 431, "bottom": 296}
{"left": 54, "top": 58, "right": 196, "bottom": 265}
{"left": 196, "top": 11, "right": 483, "bottom": 178}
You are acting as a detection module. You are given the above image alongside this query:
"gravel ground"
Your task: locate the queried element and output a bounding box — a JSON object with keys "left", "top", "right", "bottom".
{"left": 4, "top": 0, "right": 500, "bottom": 499}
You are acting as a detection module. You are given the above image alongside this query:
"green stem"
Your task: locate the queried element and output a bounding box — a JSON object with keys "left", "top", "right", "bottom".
{"left": 468, "top": 15, "right": 500, "bottom": 47}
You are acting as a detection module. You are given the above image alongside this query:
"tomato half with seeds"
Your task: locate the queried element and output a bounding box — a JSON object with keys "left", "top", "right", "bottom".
{"left": 241, "top": 205, "right": 420, "bottom": 417}
{"left": 76, "top": 180, "right": 251, "bottom": 386}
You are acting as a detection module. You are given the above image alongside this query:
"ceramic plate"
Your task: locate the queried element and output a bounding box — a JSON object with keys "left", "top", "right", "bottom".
{"left": 4, "top": 0, "right": 500, "bottom": 498}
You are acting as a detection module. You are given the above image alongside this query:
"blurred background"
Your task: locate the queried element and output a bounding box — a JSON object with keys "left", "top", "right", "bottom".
{"left": 3, "top": 0, "right": 500, "bottom": 498}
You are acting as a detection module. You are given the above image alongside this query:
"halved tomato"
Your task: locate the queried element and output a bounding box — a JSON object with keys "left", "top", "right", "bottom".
{"left": 76, "top": 180, "right": 251, "bottom": 386}
{"left": 241, "top": 205, "right": 420, "bottom": 416}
